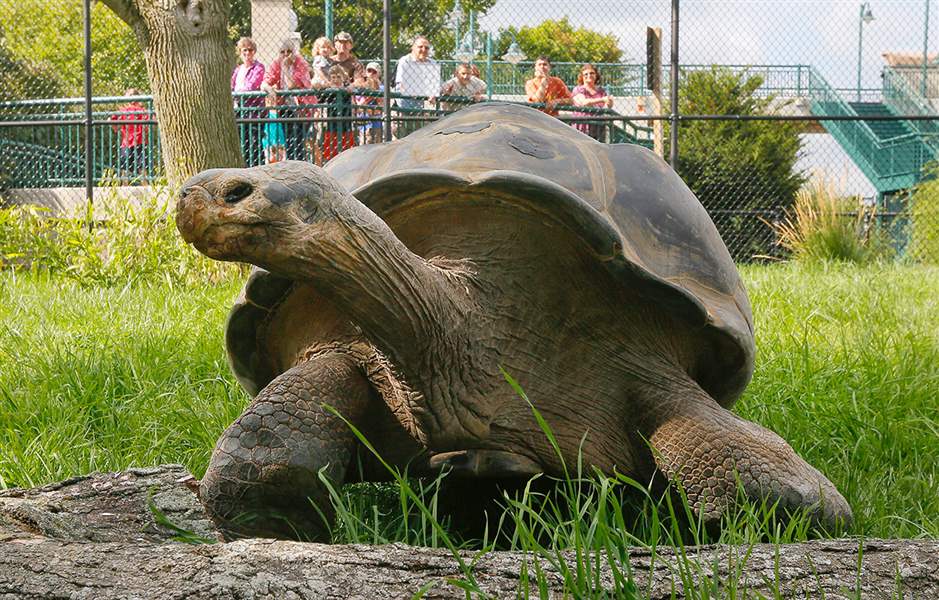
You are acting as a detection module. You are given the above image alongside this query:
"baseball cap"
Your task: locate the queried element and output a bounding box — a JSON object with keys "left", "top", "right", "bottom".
{"left": 334, "top": 31, "right": 353, "bottom": 43}
{"left": 366, "top": 62, "right": 380, "bottom": 72}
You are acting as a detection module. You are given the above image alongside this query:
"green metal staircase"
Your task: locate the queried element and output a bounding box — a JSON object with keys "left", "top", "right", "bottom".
{"left": 807, "top": 67, "right": 936, "bottom": 193}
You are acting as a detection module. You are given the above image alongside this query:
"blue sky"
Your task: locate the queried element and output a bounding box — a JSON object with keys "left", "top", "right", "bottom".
{"left": 478, "top": 1, "right": 932, "bottom": 91}
{"left": 478, "top": 1, "right": 933, "bottom": 195}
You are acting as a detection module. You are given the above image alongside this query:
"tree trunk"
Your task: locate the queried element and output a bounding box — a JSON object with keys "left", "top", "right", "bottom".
{"left": 100, "top": 0, "right": 244, "bottom": 185}
{"left": 1, "top": 466, "right": 937, "bottom": 598}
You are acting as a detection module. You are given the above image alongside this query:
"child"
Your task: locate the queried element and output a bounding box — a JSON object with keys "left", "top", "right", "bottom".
{"left": 352, "top": 71, "right": 370, "bottom": 146}
{"left": 262, "top": 94, "right": 286, "bottom": 164}
{"left": 320, "top": 66, "right": 356, "bottom": 162}
{"left": 309, "top": 37, "right": 335, "bottom": 165}
{"left": 310, "top": 36, "right": 335, "bottom": 87}
{"left": 356, "top": 62, "right": 384, "bottom": 145}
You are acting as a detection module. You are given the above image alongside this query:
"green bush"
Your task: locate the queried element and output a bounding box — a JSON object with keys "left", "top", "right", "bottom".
{"left": 671, "top": 67, "right": 805, "bottom": 261}
{"left": 908, "top": 167, "right": 939, "bottom": 263}
{"left": 0, "top": 185, "right": 247, "bottom": 286}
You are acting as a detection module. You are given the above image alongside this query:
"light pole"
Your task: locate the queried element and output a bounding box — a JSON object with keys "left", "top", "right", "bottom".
{"left": 856, "top": 2, "right": 874, "bottom": 102}
{"left": 454, "top": 11, "right": 476, "bottom": 63}
{"left": 449, "top": 0, "right": 463, "bottom": 57}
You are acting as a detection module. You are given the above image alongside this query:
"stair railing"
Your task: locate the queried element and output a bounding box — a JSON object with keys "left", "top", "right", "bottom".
{"left": 806, "top": 66, "right": 931, "bottom": 190}
{"left": 883, "top": 66, "right": 939, "bottom": 154}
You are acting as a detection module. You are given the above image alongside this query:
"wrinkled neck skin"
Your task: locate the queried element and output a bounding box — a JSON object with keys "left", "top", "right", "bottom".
{"left": 266, "top": 190, "right": 489, "bottom": 441}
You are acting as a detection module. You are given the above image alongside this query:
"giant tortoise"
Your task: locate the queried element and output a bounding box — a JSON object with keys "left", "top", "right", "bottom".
{"left": 176, "top": 103, "right": 851, "bottom": 540}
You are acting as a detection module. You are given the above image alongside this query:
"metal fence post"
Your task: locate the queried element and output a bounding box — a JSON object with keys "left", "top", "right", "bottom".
{"left": 325, "top": 0, "right": 334, "bottom": 39}
{"left": 669, "top": 0, "right": 680, "bottom": 169}
{"left": 83, "top": 0, "right": 93, "bottom": 221}
{"left": 382, "top": 0, "right": 392, "bottom": 142}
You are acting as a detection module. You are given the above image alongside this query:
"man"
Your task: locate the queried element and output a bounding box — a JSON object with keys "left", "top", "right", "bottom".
{"left": 524, "top": 56, "right": 572, "bottom": 117}
{"left": 440, "top": 62, "right": 487, "bottom": 112}
{"left": 330, "top": 31, "right": 365, "bottom": 82}
{"left": 394, "top": 35, "right": 441, "bottom": 137}
{"left": 110, "top": 88, "right": 149, "bottom": 183}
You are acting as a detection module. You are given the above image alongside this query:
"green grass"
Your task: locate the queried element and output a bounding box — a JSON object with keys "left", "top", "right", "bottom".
{"left": 737, "top": 262, "right": 939, "bottom": 539}
{"left": 1, "top": 261, "right": 937, "bottom": 550}
{"left": 2, "top": 261, "right": 936, "bottom": 596}
{"left": 0, "top": 270, "right": 246, "bottom": 487}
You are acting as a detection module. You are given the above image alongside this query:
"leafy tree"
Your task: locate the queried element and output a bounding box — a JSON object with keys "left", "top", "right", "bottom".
{"left": 0, "top": 1, "right": 147, "bottom": 99}
{"left": 672, "top": 67, "right": 805, "bottom": 261}
{"left": 228, "top": 0, "right": 496, "bottom": 60}
{"left": 496, "top": 18, "right": 623, "bottom": 64}
{"left": 0, "top": 35, "right": 62, "bottom": 102}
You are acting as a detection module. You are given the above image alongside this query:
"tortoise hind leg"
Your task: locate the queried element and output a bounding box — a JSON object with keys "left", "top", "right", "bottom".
{"left": 644, "top": 381, "right": 852, "bottom": 532}
{"left": 199, "top": 351, "right": 376, "bottom": 541}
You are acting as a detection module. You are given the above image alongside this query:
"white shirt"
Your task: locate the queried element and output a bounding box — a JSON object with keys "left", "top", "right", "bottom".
{"left": 395, "top": 54, "right": 441, "bottom": 98}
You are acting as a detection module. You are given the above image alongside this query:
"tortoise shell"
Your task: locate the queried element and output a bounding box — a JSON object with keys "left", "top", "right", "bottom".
{"left": 225, "top": 103, "right": 754, "bottom": 410}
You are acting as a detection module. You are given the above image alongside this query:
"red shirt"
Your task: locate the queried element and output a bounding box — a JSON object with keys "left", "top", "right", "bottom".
{"left": 525, "top": 76, "right": 572, "bottom": 117}
{"left": 112, "top": 102, "right": 148, "bottom": 148}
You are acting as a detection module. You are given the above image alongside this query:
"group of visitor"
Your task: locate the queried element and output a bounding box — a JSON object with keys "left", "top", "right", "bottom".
{"left": 110, "top": 33, "right": 619, "bottom": 178}
{"left": 106, "top": 32, "right": 618, "bottom": 184}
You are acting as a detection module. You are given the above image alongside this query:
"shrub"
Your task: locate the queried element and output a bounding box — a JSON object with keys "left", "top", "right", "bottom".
{"left": 0, "top": 184, "right": 247, "bottom": 286}
{"left": 765, "top": 178, "right": 892, "bottom": 264}
{"left": 908, "top": 167, "right": 939, "bottom": 263}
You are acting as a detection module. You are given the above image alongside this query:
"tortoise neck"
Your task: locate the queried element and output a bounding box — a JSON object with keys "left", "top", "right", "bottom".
{"left": 291, "top": 195, "right": 472, "bottom": 378}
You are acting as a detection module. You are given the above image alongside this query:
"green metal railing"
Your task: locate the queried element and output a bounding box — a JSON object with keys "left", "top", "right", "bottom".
{"left": 883, "top": 66, "right": 939, "bottom": 155}
{"left": 394, "top": 59, "right": 648, "bottom": 97}
{"left": 0, "top": 94, "right": 161, "bottom": 187}
{"left": 806, "top": 66, "right": 934, "bottom": 192}
{"left": 13, "top": 62, "right": 922, "bottom": 191}
{"left": 1, "top": 87, "right": 651, "bottom": 189}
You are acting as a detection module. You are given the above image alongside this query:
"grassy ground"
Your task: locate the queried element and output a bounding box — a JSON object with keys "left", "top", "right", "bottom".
{"left": 0, "top": 262, "right": 936, "bottom": 547}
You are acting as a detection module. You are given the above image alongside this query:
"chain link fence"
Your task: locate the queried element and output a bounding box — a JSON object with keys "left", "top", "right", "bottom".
{"left": 1, "top": 0, "right": 938, "bottom": 262}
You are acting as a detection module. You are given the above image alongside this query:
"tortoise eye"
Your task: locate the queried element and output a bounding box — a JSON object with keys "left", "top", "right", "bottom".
{"left": 224, "top": 181, "right": 254, "bottom": 204}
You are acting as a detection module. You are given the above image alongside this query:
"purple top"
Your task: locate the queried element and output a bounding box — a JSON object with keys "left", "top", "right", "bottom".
{"left": 232, "top": 61, "right": 266, "bottom": 112}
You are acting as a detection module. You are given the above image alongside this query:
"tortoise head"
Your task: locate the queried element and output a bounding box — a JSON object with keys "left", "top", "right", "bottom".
{"left": 176, "top": 161, "right": 368, "bottom": 270}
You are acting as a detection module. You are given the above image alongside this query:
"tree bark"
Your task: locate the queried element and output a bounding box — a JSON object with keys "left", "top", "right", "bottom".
{"left": 1, "top": 466, "right": 936, "bottom": 599}
{"left": 100, "top": 0, "right": 244, "bottom": 185}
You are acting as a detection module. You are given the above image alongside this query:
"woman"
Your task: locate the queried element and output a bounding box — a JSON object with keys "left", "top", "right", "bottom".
{"left": 231, "top": 37, "right": 265, "bottom": 166}
{"left": 571, "top": 64, "right": 614, "bottom": 141}
{"left": 262, "top": 39, "right": 313, "bottom": 161}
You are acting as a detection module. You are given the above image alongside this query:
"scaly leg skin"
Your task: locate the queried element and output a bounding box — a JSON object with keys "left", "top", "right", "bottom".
{"left": 646, "top": 381, "right": 852, "bottom": 532}
{"left": 199, "top": 352, "right": 374, "bottom": 541}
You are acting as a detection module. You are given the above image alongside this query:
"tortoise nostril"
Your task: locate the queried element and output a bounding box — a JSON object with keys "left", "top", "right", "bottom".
{"left": 224, "top": 181, "right": 254, "bottom": 204}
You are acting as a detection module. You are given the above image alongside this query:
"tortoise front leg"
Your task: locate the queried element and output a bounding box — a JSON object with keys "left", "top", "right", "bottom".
{"left": 644, "top": 380, "right": 852, "bottom": 532}
{"left": 199, "top": 351, "right": 374, "bottom": 541}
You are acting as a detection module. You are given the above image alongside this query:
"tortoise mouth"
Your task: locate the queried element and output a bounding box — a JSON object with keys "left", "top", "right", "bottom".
{"left": 177, "top": 189, "right": 268, "bottom": 255}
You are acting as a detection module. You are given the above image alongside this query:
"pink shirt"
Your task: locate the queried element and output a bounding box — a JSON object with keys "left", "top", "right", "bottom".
{"left": 232, "top": 61, "right": 266, "bottom": 110}
{"left": 264, "top": 55, "right": 314, "bottom": 107}
{"left": 571, "top": 84, "right": 608, "bottom": 135}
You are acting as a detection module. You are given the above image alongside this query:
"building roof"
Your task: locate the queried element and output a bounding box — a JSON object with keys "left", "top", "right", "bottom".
{"left": 882, "top": 52, "right": 939, "bottom": 67}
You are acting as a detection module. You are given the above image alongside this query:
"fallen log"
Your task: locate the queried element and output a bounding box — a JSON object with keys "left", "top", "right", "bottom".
{"left": 0, "top": 466, "right": 935, "bottom": 599}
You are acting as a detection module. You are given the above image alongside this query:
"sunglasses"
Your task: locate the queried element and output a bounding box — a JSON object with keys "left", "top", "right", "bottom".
{"left": 280, "top": 50, "right": 293, "bottom": 56}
